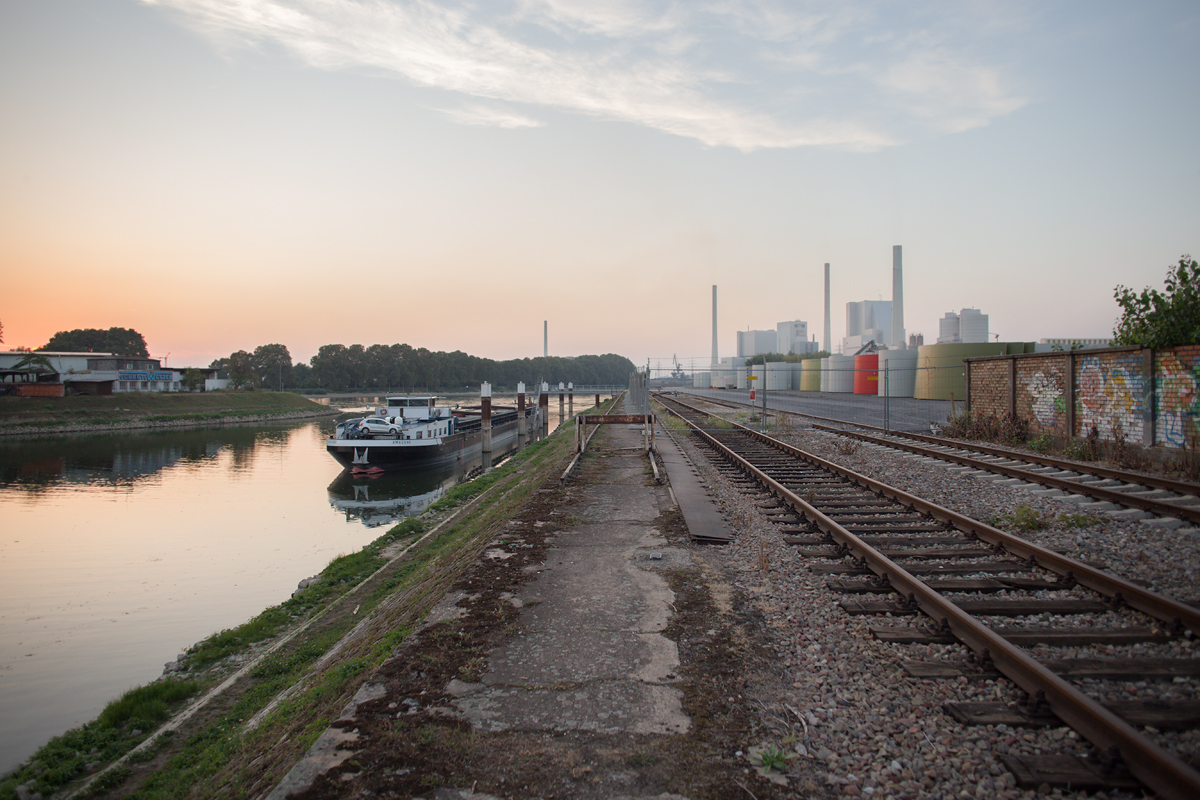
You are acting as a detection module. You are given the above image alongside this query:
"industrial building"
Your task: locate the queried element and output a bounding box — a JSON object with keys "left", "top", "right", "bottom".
{"left": 841, "top": 300, "right": 893, "bottom": 354}
{"left": 776, "top": 320, "right": 819, "bottom": 355}
{"left": 736, "top": 329, "right": 777, "bottom": 358}
{"left": 937, "top": 309, "right": 990, "bottom": 343}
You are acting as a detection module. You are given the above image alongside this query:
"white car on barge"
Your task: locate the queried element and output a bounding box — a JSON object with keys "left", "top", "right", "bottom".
{"left": 326, "top": 394, "right": 531, "bottom": 473}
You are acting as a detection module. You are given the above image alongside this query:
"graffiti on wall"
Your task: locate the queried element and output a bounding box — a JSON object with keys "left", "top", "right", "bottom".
{"left": 1158, "top": 354, "right": 1200, "bottom": 448}
{"left": 1025, "top": 369, "right": 1065, "bottom": 428}
{"left": 1076, "top": 356, "right": 1144, "bottom": 441}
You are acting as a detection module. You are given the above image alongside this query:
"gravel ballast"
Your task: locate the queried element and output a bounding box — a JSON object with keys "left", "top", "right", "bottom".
{"left": 664, "top": 403, "right": 1200, "bottom": 800}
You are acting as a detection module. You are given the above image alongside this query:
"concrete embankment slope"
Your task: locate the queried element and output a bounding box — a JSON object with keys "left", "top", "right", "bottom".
{"left": 267, "top": 407, "right": 814, "bottom": 800}
{"left": 0, "top": 391, "right": 335, "bottom": 435}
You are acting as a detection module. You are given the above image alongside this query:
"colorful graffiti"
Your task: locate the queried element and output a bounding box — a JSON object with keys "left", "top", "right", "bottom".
{"left": 1157, "top": 354, "right": 1200, "bottom": 448}
{"left": 1077, "top": 357, "right": 1144, "bottom": 441}
{"left": 1025, "top": 369, "right": 1064, "bottom": 428}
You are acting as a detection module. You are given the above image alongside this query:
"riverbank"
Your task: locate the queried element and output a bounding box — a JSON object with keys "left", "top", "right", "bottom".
{"left": 0, "top": 413, "right": 585, "bottom": 800}
{"left": 0, "top": 391, "right": 337, "bottom": 436}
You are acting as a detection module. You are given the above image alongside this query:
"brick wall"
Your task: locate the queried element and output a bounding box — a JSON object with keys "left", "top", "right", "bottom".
{"left": 966, "top": 345, "right": 1200, "bottom": 449}
{"left": 1155, "top": 345, "right": 1200, "bottom": 449}
{"left": 1017, "top": 354, "right": 1069, "bottom": 434}
{"left": 967, "top": 360, "right": 1009, "bottom": 420}
{"left": 1074, "top": 349, "right": 1146, "bottom": 442}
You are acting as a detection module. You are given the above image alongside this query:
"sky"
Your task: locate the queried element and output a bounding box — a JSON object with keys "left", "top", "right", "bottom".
{"left": 1, "top": 1, "right": 1197, "bottom": 374}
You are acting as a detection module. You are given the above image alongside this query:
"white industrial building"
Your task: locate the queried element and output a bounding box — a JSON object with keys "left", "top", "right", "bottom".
{"left": 737, "top": 329, "right": 777, "bottom": 358}
{"left": 841, "top": 300, "right": 893, "bottom": 354}
{"left": 937, "top": 309, "right": 990, "bottom": 343}
{"left": 776, "top": 320, "right": 819, "bottom": 355}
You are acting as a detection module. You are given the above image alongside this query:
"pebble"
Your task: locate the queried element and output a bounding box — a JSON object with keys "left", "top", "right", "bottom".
{"left": 670, "top": 412, "right": 1198, "bottom": 800}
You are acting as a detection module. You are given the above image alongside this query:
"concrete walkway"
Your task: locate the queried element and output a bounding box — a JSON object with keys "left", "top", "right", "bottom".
{"left": 269, "top": 412, "right": 739, "bottom": 800}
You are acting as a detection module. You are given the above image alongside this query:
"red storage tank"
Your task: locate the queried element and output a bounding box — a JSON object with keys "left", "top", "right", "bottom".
{"left": 853, "top": 354, "right": 879, "bottom": 394}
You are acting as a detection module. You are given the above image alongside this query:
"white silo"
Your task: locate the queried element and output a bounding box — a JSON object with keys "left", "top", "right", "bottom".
{"left": 938, "top": 312, "right": 960, "bottom": 344}
{"left": 959, "top": 308, "right": 989, "bottom": 343}
{"left": 827, "top": 355, "right": 855, "bottom": 393}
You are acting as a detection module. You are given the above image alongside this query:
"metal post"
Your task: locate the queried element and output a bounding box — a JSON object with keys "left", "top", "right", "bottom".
{"left": 517, "top": 381, "right": 527, "bottom": 439}
{"left": 481, "top": 382, "right": 492, "bottom": 454}
{"left": 568, "top": 382, "right": 573, "bottom": 417}
{"left": 884, "top": 362, "right": 890, "bottom": 433}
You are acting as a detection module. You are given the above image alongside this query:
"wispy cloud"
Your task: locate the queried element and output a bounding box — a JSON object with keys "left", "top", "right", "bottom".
{"left": 435, "top": 103, "right": 543, "bottom": 128}
{"left": 144, "top": 0, "right": 1029, "bottom": 151}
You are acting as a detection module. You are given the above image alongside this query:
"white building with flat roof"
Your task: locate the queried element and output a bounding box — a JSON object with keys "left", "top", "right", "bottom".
{"left": 737, "top": 329, "right": 777, "bottom": 358}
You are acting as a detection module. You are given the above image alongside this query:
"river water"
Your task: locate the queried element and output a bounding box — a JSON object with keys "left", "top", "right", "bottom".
{"left": 0, "top": 396, "right": 578, "bottom": 773}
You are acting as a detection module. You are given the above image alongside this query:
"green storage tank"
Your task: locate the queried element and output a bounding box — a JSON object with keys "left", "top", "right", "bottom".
{"left": 913, "top": 342, "right": 1034, "bottom": 401}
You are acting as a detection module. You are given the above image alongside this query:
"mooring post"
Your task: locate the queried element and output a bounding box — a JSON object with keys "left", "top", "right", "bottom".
{"left": 481, "top": 381, "right": 492, "bottom": 454}
{"left": 595, "top": 392, "right": 600, "bottom": 409}
{"left": 568, "top": 382, "right": 574, "bottom": 417}
{"left": 540, "top": 382, "right": 549, "bottom": 434}
{"left": 517, "top": 381, "right": 527, "bottom": 439}
{"left": 558, "top": 383, "right": 565, "bottom": 423}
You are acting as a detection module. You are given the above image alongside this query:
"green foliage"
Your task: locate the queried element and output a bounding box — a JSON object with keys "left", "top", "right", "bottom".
{"left": 743, "top": 350, "right": 829, "bottom": 365}
{"left": 0, "top": 680, "right": 197, "bottom": 799}
{"left": 251, "top": 343, "right": 292, "bottom": 389}
{"left": 181, "top": 367, "right": 204, "bottom": 392}
{"left": 97, "top": 680, "right": 198, "bottom": 730}
{"left": 40, "top": 327, "right": 149, "bottom": 356}
{"left": 1027, "top": 433, "right": 1053, "bottom": 453}
{"left": 752, "top": 743, "right": 789, "bottom": 772}
{"left": 1113, "top": 255, "right": 1200, "bottom": 347}
{"left": 991, "top": 504, "right": 1049, "bottom": 532}
{"left": 225, "top": 350, "right": 257, "bottom": 390}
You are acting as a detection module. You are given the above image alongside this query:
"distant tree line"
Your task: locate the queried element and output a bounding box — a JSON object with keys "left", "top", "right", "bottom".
{"left": 742, "top": 351, "right": 831, "bottom": 366}
{"left": 210, "top": 343, "right": 635, "bottom": 392}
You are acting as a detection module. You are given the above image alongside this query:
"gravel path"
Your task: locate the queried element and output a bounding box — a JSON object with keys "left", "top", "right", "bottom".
{"left": 665, "top": 402, "right": 1200, "bottom": 800}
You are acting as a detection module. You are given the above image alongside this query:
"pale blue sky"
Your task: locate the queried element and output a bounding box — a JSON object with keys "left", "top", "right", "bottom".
{"left": 2, "top": 1, "right": 1197, "bottom": 370}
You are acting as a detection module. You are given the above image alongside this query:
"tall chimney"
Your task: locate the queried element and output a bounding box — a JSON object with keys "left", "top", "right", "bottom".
{"left": 543, "top": 320, "right": 548, "bottom": 358}
{"left": 892, "top": 246, "right": 905, "bottom": 349}
{"left": 711, "top": 285, "right": 718, "bottom": 368}
{"left": 823, "top": 263, "right": 831, "bottom": 354}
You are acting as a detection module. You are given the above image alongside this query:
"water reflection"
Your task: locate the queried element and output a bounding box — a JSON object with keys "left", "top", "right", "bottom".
{"left": 328, "top": 465, "right": 460, "bottom": 526}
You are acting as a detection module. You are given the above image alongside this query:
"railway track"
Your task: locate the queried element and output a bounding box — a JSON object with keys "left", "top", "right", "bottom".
{"left": 654, "top": 392, "right": 1200, "bottom": 799}
{"left": 676, "top": 391, "right": 1200, "bottom": 531}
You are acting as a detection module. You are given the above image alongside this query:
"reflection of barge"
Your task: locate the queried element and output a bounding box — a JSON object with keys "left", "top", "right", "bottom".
{"left": 327, "top": 466, "right": 460, "bottom": 526}
{"left": 325, "top": 395, "right": 534, "bottom": 472}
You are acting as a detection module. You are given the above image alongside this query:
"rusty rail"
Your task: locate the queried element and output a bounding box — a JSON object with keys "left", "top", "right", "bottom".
{"left": 659, "top": 395, "right": 1200, "bottom": 800}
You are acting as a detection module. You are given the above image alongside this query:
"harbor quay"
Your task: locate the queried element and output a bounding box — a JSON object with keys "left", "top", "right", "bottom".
{"left": 266, "top": 399, "right": 823, "bottom": 799}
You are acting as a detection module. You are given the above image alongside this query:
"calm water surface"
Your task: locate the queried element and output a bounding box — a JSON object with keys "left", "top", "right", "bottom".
{"left": 0, "top": 416, "right": 428, "bottom": 772}
{"left": 0, "top": 394, "right": 582, "bottom": 772}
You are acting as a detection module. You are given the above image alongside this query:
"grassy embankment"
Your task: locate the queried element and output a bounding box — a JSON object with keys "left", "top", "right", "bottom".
{"left": 0, "top": 401, "right": 599, "bottom": 800}
{"left": 0, "top": 391, "right": 333, "bottom": 433}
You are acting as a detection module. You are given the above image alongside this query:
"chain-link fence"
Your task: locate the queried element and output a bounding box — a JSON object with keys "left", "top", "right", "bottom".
{"left": 666, "top": 363, "right": 965, "bottom": 433}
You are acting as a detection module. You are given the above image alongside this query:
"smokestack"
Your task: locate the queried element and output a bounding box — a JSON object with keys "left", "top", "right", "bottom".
{"left": 823, "top": 263, "right": 831, "bottom": 353}
{"left": 543, "top": 320, "right": 547, "bottom": 358}
{"left": 892, "top": 246, "right": 905, "bottom": 350}
{"left": 711, "top": 285, "right": 718, "bottom": 369}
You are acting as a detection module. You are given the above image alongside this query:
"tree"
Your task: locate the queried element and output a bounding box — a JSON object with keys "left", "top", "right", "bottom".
{"left": 41, "top": 327, "right": 149, "bottom": 357}
{"left": 227, "top": 350, "right": 256, "bottom": 389}
{"left": 1113, "top": 255, "right": 1200, "bottom": 348}
{"left": 250, "top": 343, "right": 292, "bottom": 390}
{"left": 182, "top": 368, "right": 204, "bottom": 392}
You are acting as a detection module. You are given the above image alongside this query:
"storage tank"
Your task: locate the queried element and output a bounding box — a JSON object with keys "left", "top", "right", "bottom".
{"left": 736, "top": 367, "right": 747, "bottom": 390}
{"left": 819, "top": 357, "right": 831, "bottom": 392}
{"left": 692, "top": 371, "right": 711, "bottom": 389}
{"left": 853, "top": 354, "right": 879, "bottom": 394}
{"left": 878, "top": 350, "right": 918, "bottom": 397}
{"left": 827, "top": 355, "right": 855, "bottom": 393}
{"left": 913, "top": 342, "right": 1033, "bottom": 400}
{"left": 766, "top": 362, "right": 789, "bottom": 390}
{"left": 800, "top": 358, "right": 822, "bottom": 391}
